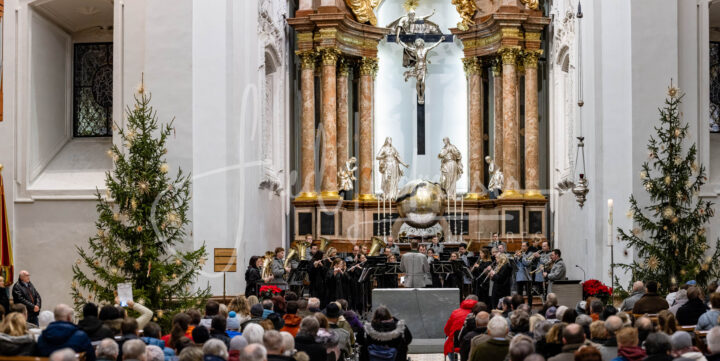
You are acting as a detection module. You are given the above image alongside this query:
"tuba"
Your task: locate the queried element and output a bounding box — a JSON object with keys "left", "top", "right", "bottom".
{"left": 296, "top": 240, "right": 311, "bottom": 259}
{"left": 368, "top": 236, "right": 387, "bottom": 257}
{"left": 466, "top": 239, "right": 477, "bottom": 253}
{"left": 283, "top": 248, "right": 297, "bottom": 270}
{"left": 319, "top": 237, "right": 331, "bottom": 252}
{"left": 261, "top": 251, "right": 275, "bottom": 281}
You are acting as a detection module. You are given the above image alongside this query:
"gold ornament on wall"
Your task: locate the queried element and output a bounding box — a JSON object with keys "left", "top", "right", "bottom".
{"left": 344, "top": 0, "right": 384, "bottom": 26}
{"left": 520, "top": 0, "right": 540, "bottom": 10}
{"left": 451, "top": 0, "right": 477, "bottom": 31}
{"left": 403, "top": 0, "right": 419, "bottom": 11}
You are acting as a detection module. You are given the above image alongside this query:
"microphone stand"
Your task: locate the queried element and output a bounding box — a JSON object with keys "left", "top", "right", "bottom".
{"left": 575, "top": 265, "right": 586, "bottom": 283}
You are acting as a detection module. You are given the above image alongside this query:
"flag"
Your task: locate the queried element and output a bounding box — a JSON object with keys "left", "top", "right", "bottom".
{"left": 0, "top": 166, "right": 13, "bottom": 284}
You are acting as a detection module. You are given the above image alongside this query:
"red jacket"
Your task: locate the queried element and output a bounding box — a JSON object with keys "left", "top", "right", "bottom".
{"left": 443, "top": 299, "right": 478, "bottom": 355}
{"left": 280, "top": 314, "right": 302, "bottom": 337}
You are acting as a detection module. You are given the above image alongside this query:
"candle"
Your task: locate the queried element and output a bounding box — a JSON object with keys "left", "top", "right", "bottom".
{"left": 608, "top": 199, "right": 614, "bottom": 246}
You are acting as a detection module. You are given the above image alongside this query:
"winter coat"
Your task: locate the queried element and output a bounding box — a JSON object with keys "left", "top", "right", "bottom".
{"left": 631, "top": 293, "right": 669, "bottom": 314}
{"left": 229, "top": 350, "right": 240, "bottom": 361}
{"left": 676, "top": 298, "right": 708, "bottom": 326}
{"left": 141, "top": 336, "right": 176, "bottom": 361}
{"left": 77, "top": 316, "right": 114, "bottom": 341}
{"left": 0, "top": 333, "right": 36, "bottom": 356}
{"left": 548, "top": 343, "right": 585, "bottom": 361}
{"left": 245, "top": 266, "right": 261, "bottom": 297}
{"left": 696, "top": 309, "right": 720, "bottom": 330}
{"left": 611, "top": 346, "right": 647, "bottom": 361}
{"left": 443, "top": 299, "right": 478, "bottom": 355}
{"left": 620, "top": 292, "right": 644, "bottom": 312}
{"left": 468, "top": 337, "right": 509, "bottom": 361}
{"left": 0, "top": 287, "right": 10, "bottom": 314}
{"left": 12, "top": 281, "right": 41, "bottom": 320}
{"left": 672, "top": 351, "right": 708, "bottom": 361}
{"left": 295, "top": 333, "right": 328, "bottom": 361}
{"left": 210, "top": 331, "right": 232, "bottom": 349}
{"left": 37, "top": 321, "right": 95, "bottom": 361}
{"left": 280, "top": 314, "right": 302, "bottom": 336}
{"left": 359, "top": 318, "right": 412, "bottom": 361}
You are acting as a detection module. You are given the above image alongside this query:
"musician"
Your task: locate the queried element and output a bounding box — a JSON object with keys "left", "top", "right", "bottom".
{"left": 444, "top": 252, "right": 462, "bottom": 289}
{"left": 543, "top": 249, "right": 566, "bottom": 293}
{"left": 488, "top": 253, "right": 512, "bottom": 308}
{"left": 400, "top": 241, "right": 429, "bottom": 288}
{"left": 361, "top": 244, "right": 370, "bottom": 255}
{"left": 345, "top": 245, "right": 362, "bottom": 263}
{"left": 529, "top": 241, "right": 552, "bottom": 294}
{"left": 427, "top": 249, "right": 442, "bottom": 287}
{"left": 419, "top": 244, "right": 428, "bottom": 256}
{"left": 245, "top": 256, "right": 262, "bottom": 297}
{"left": 306, "top": 240, "right": 319, "bottom": 261}
{"left": 458, "top": 244, "right": 474, "bottom": 261}
{"left": 515, "top": 241, "right": 533, "bottom": 302}
{"left": 458, "top": 244, "right": 473, "bottom": 295}
{"left": 326, "top": 258, "right": 348, "bottom": 301}
{"left": 386, "top": 236, "right": 400, "bottom": 255}
{"left": 309, "top": 251, "right": 327, "bottom": 299}
{"left": 346, "top": 254, "right": 368, "bottom": 311}
{"left": 429, "top": 236, "right": 444, "bottom": 254}
{"left": 271, "top": 247, "right": 290, "bottom": 281}
{"left": 472, "top": 248, "right": 493, "bottom": 306}
{"left": 490, "top": 233, "right": 501, "bottom": 247}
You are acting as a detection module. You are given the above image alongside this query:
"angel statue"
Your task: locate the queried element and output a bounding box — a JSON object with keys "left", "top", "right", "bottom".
{"left": 387, "top": 9, "right": 442, "bottom": 68}
{"left": 338, "top": 157, "right": 357, "bottom": 192}
{"left": 486, "top": 156, "right": 504, "bottom": 199}
{"left": 376, "top": 137, "right": 408, "bottom": 201}
{"left": 438, "top": 137, "right": 463, "bottom": 200}
{"left": 399, "top": 36, "right": 445, "bottom": 105}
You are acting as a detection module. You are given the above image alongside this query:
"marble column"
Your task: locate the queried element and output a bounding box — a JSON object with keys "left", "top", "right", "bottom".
{"left": 337, "top": 59, "right": 351, "bottom": 185}
{"left": 320, "top": 48, "right": 341, "bottom": 199}
{"left": 358, "top": 57, "right": 378, "bottom": 201}
{"left": 492, "top": 60, "right": 503, "bottom": 171}
{"left": 462, "top": 57, "right": 485, "bottom": 199}
{"left": 524, "top": 50, "right": 543, "bottom": 199}
{"left": 297, "top": 50, "right": 317, "bottom": 200}
{"left": 498, "top": 47, "right": 521, "bottom": 198}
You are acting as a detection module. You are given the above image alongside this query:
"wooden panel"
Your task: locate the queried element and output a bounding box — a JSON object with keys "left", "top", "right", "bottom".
{"left": 214, "top": 248, "right": 237, "bottom": 272}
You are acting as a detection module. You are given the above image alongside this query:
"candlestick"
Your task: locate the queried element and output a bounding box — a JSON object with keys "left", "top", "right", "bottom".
{"left": 608, "top": 199, "right": 613, "bottom": 246}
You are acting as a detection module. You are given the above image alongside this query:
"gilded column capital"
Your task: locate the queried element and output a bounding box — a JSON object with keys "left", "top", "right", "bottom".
{"left": 359, "top": 57, "right": 379, "bottom": 78}
{"left": 498, "top": 47, "right": 521, "bottom": 66}
{"left": 338, "top": 57, "right": 352, "bottom": 77}
{"left": 296, "top": 50, "right": 317, "bottom": 70}
{"left": 319, "top": 47, "right": 341, "bottom": 66}
{"left": 523, "top": 49, "right": 542, "bottom": 69}
{"left": 462, "top": 57, "right": 482, "bottom": 76}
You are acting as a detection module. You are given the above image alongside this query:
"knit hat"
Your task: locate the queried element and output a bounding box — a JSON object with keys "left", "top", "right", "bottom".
{"left": 250, "top": 304, "right": 264, "bottom": 317}
{"left": 325, "top": 303, "right": 340, "bottom": 319}
{"left": 227, "top": 311, "right": 240, "bottom": 330}
{"left": 545, "top": 306, "right": 557, "bottom": 319}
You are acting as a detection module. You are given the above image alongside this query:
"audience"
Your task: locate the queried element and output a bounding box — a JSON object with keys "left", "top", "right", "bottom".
{"left": 145, "top": 345, "right": 165, "bottom": 361}
{"left": 203, "top": 339, "right": 229, "bottom": 361}
{"left": 635, "top": 316, "right": 655, "bottom": 344}
{"left": 37, "top": 304, "right": 95, "bottom": 361}
{"left": 670, "top": 331, "right": 705, "bottom": 360}
{"left": 620, "top": 281, "right": 645, "bottom": 312}
{"left": 210, "top": 315, "right": 232, "bottom": 349}
{"left": 644, "top": 332, "right": 673, "bottom": 361}
{"left": 613, "top": 326, "right": 646, "bottom": 361}
{"left": 77, "top": 303, "right": 114, "bottom": 341}
{"left": 358, "top": 306, "right": 412, "bottom": 361}
{"left": 707, "top": 326, "right": 720, "bottom": 361}
{"left": 50, "top": 348, "right": 79, "bottom": 361}
{"left": 279, "top": 301, "right": 301, "bottom": 336}
{"left": 0, "top": 311, "right": 36, "bottom": 355}
{"left": 239, "top": 343, "right": 267, "bottom": 361}
{"left": 460, "top": 311, "right": 489, "bottom": 361}
{"left": 469, "top": 315, "right": 509, "bottom": 361}
{"left": 658, "top": 310, "right": 678, "bottom": 335}
{"left": 670, "top": 290, "right": 689, "bottom": 315}
{"left": 178, "top": 346, "right": 203, "bottom": 361}
{"left": 244, "top": 323, "right": 265, "bottom": 345}
{"left": 698, "top": 293, "right": 720, "bottom": 330}
{"left": 229, "top": 335, "right": 248, "bottom": 361}
{"left": 122, "top": 339, "right": 147, "bottom": 361}
{"left": 632, "top": 281, "right": 669, "bottom": 314}
{"left": 263, "top": 330, "right": 292, "bottom": 361}
{"left": 96, "top": 338, "right": 119, "bottom": 361}
{"left": 201, "top": 301, "right": 221, "bottom": 330}
{"left": 677, "top": 286, "right": 709, "bottom": 326}
{"left": 547, "top": 323, "right": 586, "bottom": 361}
{"left": 601, "top": 316, "right": 623, "bottom": 361}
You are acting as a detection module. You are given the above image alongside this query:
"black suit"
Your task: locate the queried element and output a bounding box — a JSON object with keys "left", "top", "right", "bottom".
{"left": 491, "top": 263, "right": 512, "bottom": 308}
{"left": 0, "top": 286, "right": 10, "bottom": 314}
{"left": 12, "top": 281, "right": 41, "bottom": 325}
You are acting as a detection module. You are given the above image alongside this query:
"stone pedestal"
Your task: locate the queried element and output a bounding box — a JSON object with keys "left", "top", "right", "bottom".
{"left": 463, "top": 57, "right": 485, "bottom": 200}
{"left": 297, "top": 50, "right": 317, "bottom": 200}
{"left": 358, "top": 57, "right": 378, "bottom": 201}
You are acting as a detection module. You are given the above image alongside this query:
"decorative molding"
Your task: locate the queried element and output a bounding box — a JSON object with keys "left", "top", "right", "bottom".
{"left": 359, "top": 57, "right": 379, "bottom": 78}
{"left": 498, "top": 47, "right": 521, "bottom": 65}
{"left": 319, "top": 47, "right": 341, "bottom": 66}
{"left": 296, "top": 50, "right": 317, "bottom": 70}
{"left": 462, "top": 57, "right": 482, "bottom": 76}
{"left": 523, "top": 49, "right": 542, "bottom": 69}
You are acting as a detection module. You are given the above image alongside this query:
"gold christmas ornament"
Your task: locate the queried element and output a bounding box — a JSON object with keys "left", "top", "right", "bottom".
{"left": 670, "top": 233, "right": 678, "bottom": 242}
{"left": 133, "top": 261, "right": 141, "bottom": 270}
{"left": 93, "top": 260, "right": 101, "bottom": 267}
{"left": 674, "top": 129, "right": 681, "bottom": 138}
{"left": 131, "top": 198, "right": 137, "bottom": 210}
{"left": 157, "top": 310, "right": 164, "bottom": 318}
{"left": 645, "top": 183, "right": 653, "bottom": 191}
{"left": 626, "top": 210, "right": 634, "bottom": 219}
{"left": 702, "top": 263, "right": 710, "bottom": 271}
{"left": 671, "top": 217, "right": 679, "bottom": 224}
{"left": 691, "top": 162, "right": 699, "bottom": 172}
{"left": 674, "top": 156, "right": 682, "bottom": 165}
{"left": 668, "top": 85, "right": 679, "bottom": 98}
{"left": 97, "top": 229, "right": 105, "bottom": 238}
{"left": 664, "top": 176, "right": 671, "bottom": 185}
{"left": 111, "top": 267, "right": 118, "bottom": 275}
{"left": 160, "top": 163, "right": 170, "bottom": 173}
{"left": 75, "top": 259, "right": 82, "bottom": 265}
{"left": 137, "top": 226, "right": 143, "bottom": 232}
{"left": 172, "top": 273, "right": 177, "bottom": 279}
{"left": 646, "top": 256, "right": 659, "bottom": 271}
{"left": 680, "top": 269, "right": 687, "bottom": 275}
{"left": 640, "top": 171, "right": 647, "bottom": 179}
{"left": 106, "top": 149, "right": 114, "bottom": 158}
{"left": 671, "top": 276, "right": 677, "bottom": 284}
{"left": 138, "top": 181, "right": 150, "bottom": 194}
{"left": 136, "top": 83, "right": 145, "bottom": 94}
{"left": 663, "top": 225, "right": 668, "bottom": 230}
{"left": 199, "top": 257, "right": 206, "bottom": 266}
{"left": 113, "top": 213, "right": 120, "bottom": 221}
{"left": 632, "top": 228, "right": 643, "bottom": 236}
{"left": 175, "top": 258, "right": 182, "bottom": 266}
{"left": 663, "top": 207, "right": 675, "bottom": 219}
{"left": 117, "top": 259, "right": 125, "bottom": 267}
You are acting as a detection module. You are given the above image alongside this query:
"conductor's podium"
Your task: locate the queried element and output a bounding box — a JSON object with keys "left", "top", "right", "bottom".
{"left": 372, "top": 288, "right": 459, "bottom": 339}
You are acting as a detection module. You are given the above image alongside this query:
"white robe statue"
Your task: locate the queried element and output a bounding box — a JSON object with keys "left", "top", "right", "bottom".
{"left": 438, "top": 137, "right": 463, "bottom": 199}
{"left": 376, "top": 137, "right": 408, "bottom": 201}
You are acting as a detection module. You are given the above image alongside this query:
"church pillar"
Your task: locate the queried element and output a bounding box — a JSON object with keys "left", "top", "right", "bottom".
{"left": 320, "top": 48, "right": 341, "bottom": 199}
{"left": 336, "top": 58, "right": 351, "bottom": 184}
{"left": 499, "top": 47, "right": 521, "bottom": 198}
{"left": 297, "top": 50, "right": 317, "bottom": 200}
{"left": 463, "top": 57, "right": 485, "bottom": 199}
{"left": 358, "top": 57, "right": 378, "bottom": 201}
{"left": 492, "top": 60, "right": 503, "bottom": 171}
{"left": 524, "top": 50, "right": 543, "bottom": 198}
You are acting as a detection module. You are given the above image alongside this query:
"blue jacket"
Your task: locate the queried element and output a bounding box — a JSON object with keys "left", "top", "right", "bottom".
{"left": 37, "top": 321, "right": 95, "bottom": 361}
{"left": 697, "top": 309, "right": 720, "bottom": 330}
{"left": 262, "top": 309, "right": 274, "bottom": 319}
{"left": 141, "top": 336, "right": 176, "bottom": 361}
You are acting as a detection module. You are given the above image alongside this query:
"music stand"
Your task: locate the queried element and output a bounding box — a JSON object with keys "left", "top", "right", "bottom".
{"left": 359, "top": 256, "right": 387, "bottom": 283}
{"left": 432, "top": 261, "right": 454, "bottom": 275}
{"left": 288, "top": 260, "right": 310, "bottom": 286}
{"left": 384, "top": 262, "right": 402, "bottom": 275}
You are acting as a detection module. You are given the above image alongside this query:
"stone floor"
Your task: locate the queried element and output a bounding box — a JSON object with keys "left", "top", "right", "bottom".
{"left": 409, "top": 354, "right": 445, "bottom": 361}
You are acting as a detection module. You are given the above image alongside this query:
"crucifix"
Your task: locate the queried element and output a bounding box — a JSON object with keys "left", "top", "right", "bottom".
{"left": 387, "top": 9, "right": 453, "bottom": 154}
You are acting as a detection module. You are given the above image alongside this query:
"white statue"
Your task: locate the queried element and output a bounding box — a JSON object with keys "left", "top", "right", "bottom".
{"left": 376, "top": 137, "right": 408, "bottom": 200}
{"left": 399, "top": 36, "right": 445, "bottom": 105}
{"left": 486, "top": 156, "right": 504, "bottom": 198}
{"left": 438, "top": 137, "right": 463, "bottom": 199}
{"left": 388, "top": 9, "right": 443, "bottom": 69}
{"left": 338, "top": 157, "right": 357, "bottom": 192}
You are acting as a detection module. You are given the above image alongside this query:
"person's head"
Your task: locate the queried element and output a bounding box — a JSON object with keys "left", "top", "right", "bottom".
{"left": 589, "top": 321, "right": 607, "bottom": 340}
{"left": 687, "top": 286, "right": 702, "bottom": 300}
{"left": 243, "top": 323, "right": 265, "bottom": 345}
{"left": 632, "top": 281, "right": 645, "bottom": 293}
{"left": 145, "top": 345, "right": 165, "bottom": 361}
{"left": 191, "top": 324, "right": 210, "bottom": 344}
{"left": 511, "top": 310, "right": 530, "bottom": 333}
{"left": 410, "top": 241, "right": 419, "bottom": 250}
{"left": 601, "top": 305, "right": 618, "bottom": 321}
{"left": 604, "top": 316, "right": 622, "bottom": 336}
{"left": 427, "top": 249, "right": 435, "bottom": 257}
{"left": 387, "top": 236, "right": 394, "bottom": 245}
{"left": 498, "top": 244, "right": 506, "bottom": 253}
{"left": 670, "top": 331, "right": 693, "bottom": 351}
{"left": 286, "top": 301, "right": 298, "bottom": 315}
{"left": 616, "top": 327, "right": 639, "bottom": 348}
{"left": 556, "top": 305, "right": 568, "bottom": 321}
{"left": 475, "top": 311, "right": 490, "bottom": 328}
{"left": 262, "top": 299, "right": 274, "bottom": 311}
{"left": 325, "top": 302, "right": 341, "bottom": 321}
{"left": 250, "top": 304, "right": 264, "bottom": 318}
{"left": 1, "top": 312, "right": 27, "bottom": 336}
{"left": 657, "top": 310, "right": 677, "bottom": 334}
{"left": 372, "top": 306, "right": 392, "bottom": 323}
{"left": 123, "top": 339, "right": 147, "bottom": 361}
{"left": 18, "top": 270, "right": 30, "bottom": 283}
{"left": 230, "top": 335, "right": 248, "bottom": 352}
{"left": 313, "top": 312, "right": 329, "bottom": 329}
{"left": 529, "top": 314, "right": 545, "bottom": 333}
{"left": 563, "top": 323, "right": 585, "bottom": 345}
{"left": 450, "top": 252, "right": 459, "bottom": 261}
{"left": 169, "top": 312, "right": 192, "bottom": 348}
{"left": 646, "top": 280, "right": 659, "bottom": 293}
{"left": 360, "top": 245, "right": 368, "bottom": 254}
{"left": 239, "top": 343, "right": 267, "bottom": 361}
{"left": 645, "top": 332, "right": 672, "bottom": 356}
{"left": 487, "top": 314, "right": 509, "bottom": 337}
{"left": 97, "top": 338, "right": 120, "bottom": 360}
{"left": 575, "top": 314, "right": 592, "bottom": 329}
{"left": 541, "top": 241, "right": 549, "bottom": 252}
{"left": 249, "top": 256, "right": 259, "bottom": 269}
{"left": 297, "top": 299, "right": 308, "bottom": 311}
{"left": 511, "top": 294, "right": 524, "bottom": 310}
{"left": 211, "top": 315, "right": 227, "bottom": 334}
{"left": 178, "top": 346, "right": 203, "bottom": 361}
{"left": 308, "top": 297, "right": 320, "bottom": 310}
{"left": 573, "top": 345, "right": 603, "bottom": 361}
{"left": 710, "top": 292, "right": 720, "bottom": 309}
{"left": 636, "top": 316, "right": 654, "bottom": 333}
{"left": 203, "top": 339, "right": 229, "bottom": 361}
{"left": 142, "top": 322, "right": 161, "bottom": 340}
{"left": 279, "top": 332, "right": 294, "bottom": 356}
{"left": 274, "top": 247, "right": 285, "bottom": 259}
{"left": 298, "top": 316, "right": 319, "bottom": 337}
{"left": 255, "top": 257, "right": 264, "bottom": 268}
{"left": 352, "top": 245, "right": 360, "bottom": 254}
{"left": 432, "top": 236, "right": 439, "bottom": 244}
{"left": 54, "top": 304, "right": 74, "bottom": 323}
{"left": 83, "top": 303, "right": 98, "bottom": 318}
{"left": 121, "top": 317, "right": 139, "bottom": 335}
{"left": 205, "top": 301, "right": 220, "bottom": 317}
{"left": 521, "top": 241, "right": 529, "bottom": 252}
{"left": 508, "top": 335, "right": 534, "bottom": 361}
{"left": 305, "top": 234, "right": 313, "bottom": 243}
{"left": 707, "top": 326, "right": 720, "bottom": 354}
{"left": 551, "top": 249, "right": 561, "bottom": 261}
{"left": 187, "top": 309, "right": 202, "bottom": 325}
{"left": 49, "top": 348, "right": 78, "bottom": 361}
{"left": 263, "top": 330, "right": 284, "bottom": 355}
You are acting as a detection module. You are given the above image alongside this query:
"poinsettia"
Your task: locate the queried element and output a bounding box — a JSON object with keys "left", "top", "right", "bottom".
{"left": 583, "top": 279, "right": 612, "bottom": 298}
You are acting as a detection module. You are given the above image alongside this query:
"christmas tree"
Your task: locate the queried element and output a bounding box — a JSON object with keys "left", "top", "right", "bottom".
{"left": 71, "top": 79, "right": 210, "bottom": 320}
{"left": 617, "top": 82, "right": 720, "bottom": 291}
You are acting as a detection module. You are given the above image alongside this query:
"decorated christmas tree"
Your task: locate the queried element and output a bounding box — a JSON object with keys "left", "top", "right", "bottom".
{"left": 617, "top": 83, "right": 720, "bottom": 291}
{"left": 71, "top": 79, "right": 210, "bottom": 320}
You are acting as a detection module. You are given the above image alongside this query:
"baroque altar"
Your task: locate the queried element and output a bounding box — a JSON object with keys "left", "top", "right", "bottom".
{"left": 287, "top": 0, "right": 550, "bottom": 253}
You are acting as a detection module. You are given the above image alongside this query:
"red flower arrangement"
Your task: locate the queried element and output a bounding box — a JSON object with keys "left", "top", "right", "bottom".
{"left": 582, "top": 279, "right": 612, "bottom": 300}
{"left": 259, "top": 285, "right": 282, "bottom": 299}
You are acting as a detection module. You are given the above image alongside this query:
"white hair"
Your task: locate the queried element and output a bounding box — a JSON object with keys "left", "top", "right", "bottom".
{"left": 96, "top": 338, "right": 119, "bottom": 360}
{"left": 54, "top": 304, "right": 74, "bottom": 322}
{"left": 122, "top": 339, "right": 147, "bottom": 360}
{"left": 280, "top": 331, "right": 295, "bottom": 356}
{"left": 145, "top": 345, "right": 164, "bottom": 361}
{"left": 49, "top": 348, "right": 77, "bottom": 361}
{"left": 633, "top": 281, "right": 645, "bottom": 292}
{"left": 708, "top": 326, "right": 720, "bottom": 354}
{"left": 230, "top": 335, "right": 248, "bottom": 351}
{"left": 487, "top": 315, "right": 509, "bottom": 337}
{"left": 243, "top": 323, "right": 265, "bottom": 345}
{"left": 308, "top": 298, "right": 320, "bottom": 309}
{"left": 203, "top": 339, "right": 229, "bottom": 360}
{"left": 239, "top": 344, "right": 267, "bottom": 361}
{"left": 555, "top": 306, "right": 568, "bottom": 321}
{"left": 38, "top": 310, "right": 55, "bottom": 329}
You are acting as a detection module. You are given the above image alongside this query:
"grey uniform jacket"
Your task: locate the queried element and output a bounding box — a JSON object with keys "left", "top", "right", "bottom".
{"left": 546, "top": 259, "right": 566, "bottom": 293}
{"left": 400, "top": 251, "right": 430, "bottom": 288}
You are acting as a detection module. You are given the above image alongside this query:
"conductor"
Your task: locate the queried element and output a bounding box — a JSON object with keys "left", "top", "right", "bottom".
{"left": 400, "top": 241, "right": 429, "bottom": 288}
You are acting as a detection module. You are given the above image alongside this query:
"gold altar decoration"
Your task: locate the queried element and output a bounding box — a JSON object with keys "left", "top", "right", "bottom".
{"left": 344, "top": 0, "right": 384, "bottom": 26}
{"left": 451, "top": 0, "right": 477, "bottom": 31}
{"left": 520, "top": 0, "right": 540, "bottom": 10}
{"left": 396, "top": 179, "right": 446, "bottom": 228}
{"left": 403, "top": 0, "right": 419, "bottom": 11}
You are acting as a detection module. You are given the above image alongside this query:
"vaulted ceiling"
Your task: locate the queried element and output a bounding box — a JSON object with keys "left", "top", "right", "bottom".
{"left": 32, "top": 0, "right": 113, "bottom": 33}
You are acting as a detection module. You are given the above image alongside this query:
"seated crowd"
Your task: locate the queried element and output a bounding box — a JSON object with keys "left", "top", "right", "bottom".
{"left": 444, "top": 280, "right": 720, "bottom": 361}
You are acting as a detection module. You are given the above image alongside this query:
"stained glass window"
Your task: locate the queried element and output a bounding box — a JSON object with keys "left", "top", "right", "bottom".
{"left": 73, "top": 43, "right": 112, "bottom": 137}
{"left": 710, "top": 42, "right": 720, "bottom": 132}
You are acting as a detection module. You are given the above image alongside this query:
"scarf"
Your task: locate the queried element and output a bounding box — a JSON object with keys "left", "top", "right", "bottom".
{"left": 618, "top": 346, "right": 647, "bottom": 361}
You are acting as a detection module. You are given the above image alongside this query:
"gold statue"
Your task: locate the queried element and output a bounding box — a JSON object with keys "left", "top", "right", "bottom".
{"left": 451, "top": 0, "right": 477, "bottom": 31}
{"left": 521, "top": 0, "right": 540, "bottom": 10}
{"left": 344, "top": 0, "right": 384, "bottom": 26}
